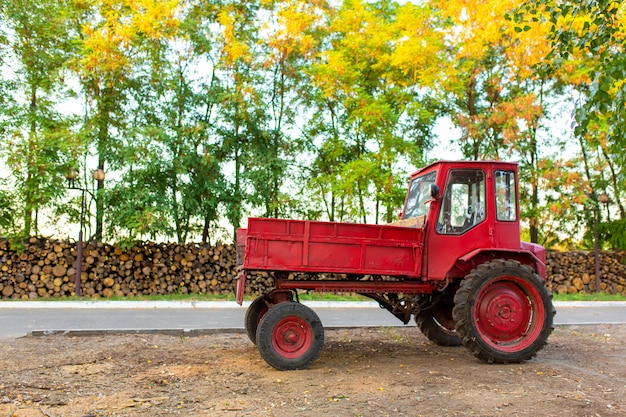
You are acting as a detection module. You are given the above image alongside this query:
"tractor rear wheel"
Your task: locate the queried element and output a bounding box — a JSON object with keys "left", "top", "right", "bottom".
{"left": 256, "top": 302, "right": 324, "bottom": 370}
{"left": 453, "top": 259, "right": 555, "bottom": 363}
{"left": 415, "top": 299, "right": 462, "bottom": 347}
{"left": 245, "top": 295, "right": 270, "bottom": 345}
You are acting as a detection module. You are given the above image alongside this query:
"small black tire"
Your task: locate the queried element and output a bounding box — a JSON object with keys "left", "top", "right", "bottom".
{"left": 256, "top": 302, "right": 324, "bottom": 371}
{"left": 453, "top": 259, "right": 555, "bottom": 363}
{"left": 415, "top": 301, "right": 462, "bottom": 347}
{"left": 245, "top": 295, "right": 269, "bottom": 345}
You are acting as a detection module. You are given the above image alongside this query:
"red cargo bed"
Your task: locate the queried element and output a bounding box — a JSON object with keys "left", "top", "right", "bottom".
{"left": 238, "top": 217, "right": 424, "bottom": 278}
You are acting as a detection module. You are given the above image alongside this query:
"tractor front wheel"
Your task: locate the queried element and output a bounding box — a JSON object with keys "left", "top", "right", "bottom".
{"left": 245, "top": 295, "right": 270, "bottom": 344}
{"left": 453, "top": 259, "right": 555, "bottom": 363}
{"left": 415, "top": 299, "right": 462, "bottom": 347}
{"left": 256, "top": 302, "right": 324, "bottom": 370}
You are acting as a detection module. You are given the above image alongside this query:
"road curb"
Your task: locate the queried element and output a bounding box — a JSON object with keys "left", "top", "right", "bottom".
{"left": 552, "top": 301, "right": 626, "bottom": 307}
{"left": 27, "top": 328, "right": 246, "bottom": 337}
{"left": 0, "top": 300, "right": 384, "bottom": 309}
{"left": 0, "top": 300, "right": 624, "bottom": 309}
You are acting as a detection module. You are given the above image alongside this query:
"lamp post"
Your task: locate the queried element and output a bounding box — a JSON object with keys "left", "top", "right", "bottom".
{"left": 65, "top": 168, "right": 105, "bottom": 297}
{"left": 584, "top": 192, "right": 601, "bottom": 293}
{"left": 592, "top": 201, "right": 600, "bottom": 293}
{"left": 598, "top": 193, "right": 610, "bottom": 218}
{"left": 594, "top": 193, "right": 610, "bottom": 293}
{"left": 587, "top": 192, "right": 611, "bottom": 293}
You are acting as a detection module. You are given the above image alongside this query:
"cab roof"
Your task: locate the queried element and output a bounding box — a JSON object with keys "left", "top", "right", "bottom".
{"left": 410, "top": 160, "right": 518, "bottom": 178}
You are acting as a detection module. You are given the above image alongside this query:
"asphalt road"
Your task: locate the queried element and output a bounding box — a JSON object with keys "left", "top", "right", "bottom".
{"left": 0, "top": 301, "right": 625, "bottom": 340}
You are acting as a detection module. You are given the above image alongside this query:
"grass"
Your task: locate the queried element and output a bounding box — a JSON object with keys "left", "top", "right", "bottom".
{"left": 15, "top": 291, "right": 369, "bottom": 303}
{"left": 98, "top": 292, "right": 369, "bottom": 302}
{"left": 21, "top": 293, "right": 234, "bottom": 302}
{"left": 552, "top": 292, "right": 626, "bottom": 302}
{"left": 7, "top": 291, "right": 625, "bottom": 303}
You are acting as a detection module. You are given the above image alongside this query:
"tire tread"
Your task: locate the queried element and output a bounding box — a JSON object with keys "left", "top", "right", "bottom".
{"left": 453, "top": 259, "right": 555, "bottom": 363}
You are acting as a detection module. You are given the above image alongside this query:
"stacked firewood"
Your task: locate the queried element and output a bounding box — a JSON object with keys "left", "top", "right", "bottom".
{"left": 1, "top": 237, "right": 626, "bottom": 299}
{"left": 0, "top": 238, "right": 75, "bottom": 299}
{"left": 546, "top": 250, "right": 626, "bottom": 296}
{"left": 0, "top": 237, "right": 238, "bottom": 299}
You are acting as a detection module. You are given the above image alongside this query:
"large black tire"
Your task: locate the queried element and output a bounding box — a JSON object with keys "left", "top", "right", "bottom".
{"left": 245, "top": 295, "right": 270, "bottom": 345}
{"left": 453, "top": 259, "right": 555, "bottom": 363}
{"left": 256, "top": 302, "right": 324, "bottom": 371}
{"left": 415, "top": 300, "right": 462, "bottom": 347}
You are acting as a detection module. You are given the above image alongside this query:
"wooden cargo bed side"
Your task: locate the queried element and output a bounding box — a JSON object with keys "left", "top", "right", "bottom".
{"left": 241, "top": 218, "right": 424, "bottom": 278}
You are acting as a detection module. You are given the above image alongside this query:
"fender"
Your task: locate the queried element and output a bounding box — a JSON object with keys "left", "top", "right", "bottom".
{"left": 457, "top": 246, "right": 547, "bottom": 279}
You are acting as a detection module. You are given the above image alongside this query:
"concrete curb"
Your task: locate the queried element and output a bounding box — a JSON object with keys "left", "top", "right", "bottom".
{"left": 27, "top": 328, "right": 246, "bottom": 337}
{"left": 0, "top": 300, "right": 384, "bottom": 309}
{"left": 0, "top": 300, "right": 624, "bottom": 309}
{"left": 0, "top": 300, "right": 251, "bottom": 309}
{"left": 552, "top": 301, "right": 626, "bottom": 307}
{"left": 11, "top": 300, "right": 625, "bottom": 339}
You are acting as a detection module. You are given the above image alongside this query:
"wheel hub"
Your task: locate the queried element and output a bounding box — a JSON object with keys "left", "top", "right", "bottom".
{"left": 273, "top": 318, "right": 312, "bottom": 357}
{"left": 283, "top": 328, "right": 300, "bottom": 345}
{"left": 477, "top": 282, "right": 531, "bottom": 343}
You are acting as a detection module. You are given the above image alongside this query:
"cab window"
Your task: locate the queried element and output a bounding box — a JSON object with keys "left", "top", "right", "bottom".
{"left": 495, "top": 170, "right": 517, "bottom": 221}
{"left": 437, "top": 169, "right": 486, "bottom": 234}
{"left": 402, "top": 171, "right": 437, "bottom": 219}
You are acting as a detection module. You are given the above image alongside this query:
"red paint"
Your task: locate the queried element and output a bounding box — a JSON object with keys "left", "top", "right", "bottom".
{"left": 241, "top": 218, "right": 423, "bottom": 277}
{"left": 237, "top": 161, "right": 543, "bottom": 287}
{"left": 236, "top": 160, "right": 554, "bottom": 368}
{"left": 271, "top": 317, "right": 313, "bottom": 359}
{"left": 473, "top": 275, "right": 547, "bottom": 353}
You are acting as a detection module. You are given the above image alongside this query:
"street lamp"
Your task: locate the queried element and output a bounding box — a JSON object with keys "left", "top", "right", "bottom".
{"left": 65, "top": 168, "right": 105, "bottom": 297}
{"left": 584, "top": 192, "right": 601, "bottom": 293}
{"left": 586, "top": 192, "right": 611, "bottom": 293}
{"left": 598, "top": 193, "right": 610, "bottom": 215}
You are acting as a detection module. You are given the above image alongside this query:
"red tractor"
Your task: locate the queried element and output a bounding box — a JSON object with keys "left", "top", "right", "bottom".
{"left": 236, "top": 160, "right": 555, "bottom": 370}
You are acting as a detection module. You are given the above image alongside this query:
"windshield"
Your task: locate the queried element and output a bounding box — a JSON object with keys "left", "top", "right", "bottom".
{"left": 402, "top": 171, "right": 437, "bottom": 219}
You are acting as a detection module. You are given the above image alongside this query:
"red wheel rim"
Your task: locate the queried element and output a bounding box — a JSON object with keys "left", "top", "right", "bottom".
{"left": 474, "top": 276, "right": 545, "bottom": 352}
{"left": 272, "top": 317, "right": 313, "bottom": 359}
{"left": 256, "top": 307, "right": 269, "bottom": 328}
{"left": 432, "top": 304, "right": 456, "bottom": 334}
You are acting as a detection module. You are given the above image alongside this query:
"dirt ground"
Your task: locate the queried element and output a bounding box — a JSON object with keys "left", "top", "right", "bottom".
{"left": 1, "top": 324, "right": 625, "bottom": 417}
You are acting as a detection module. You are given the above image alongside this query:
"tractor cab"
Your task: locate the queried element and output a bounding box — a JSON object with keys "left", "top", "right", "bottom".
{"left": 401, "top": 161, "right": 542, "bottom": 280}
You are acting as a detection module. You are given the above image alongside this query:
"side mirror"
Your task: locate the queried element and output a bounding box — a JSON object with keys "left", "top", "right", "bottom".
{"left": 430, "top": 184, "right": 440, "bottom": 200}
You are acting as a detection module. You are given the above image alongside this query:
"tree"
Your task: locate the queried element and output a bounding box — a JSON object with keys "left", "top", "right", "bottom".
{"left": 518, "top": 0, "right": 626, "bottom": 248}
{"left": 244, "top": 0, "right": 322, "bottom": 219}
{"left": 111, "top": 34, "right": 226, "bottom": 244}
{"left": 206, "top": 0, "right": 264, "bottom": 238}
{"left": 433, "top": 0, "right": 563, "bottom": 243}
{"left": 71, "top": 0, "right": 180, "bottom": 240}
{"left": 0, "top": 0, "right": 78, "bottom": 238}
{"left": 304, "top": 0, "right": 441, "bottom": 224}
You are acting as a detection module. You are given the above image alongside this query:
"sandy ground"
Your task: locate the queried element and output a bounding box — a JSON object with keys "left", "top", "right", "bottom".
{"left": 1, "top": 324, "right": 625, "bottom": 417}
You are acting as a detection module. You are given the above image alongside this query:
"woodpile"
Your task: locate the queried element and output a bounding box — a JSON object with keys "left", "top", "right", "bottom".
{"left": 0, "top": 237, "right": 238, "bottom": 300}
{"left": 1, "top": 237, "right": 626, "bottom": 299}
{"left": 245, "top": 271, "right": 275, "bottom": 296}
{"left": 546, "top": 250, "right": 626, "bottom": 296}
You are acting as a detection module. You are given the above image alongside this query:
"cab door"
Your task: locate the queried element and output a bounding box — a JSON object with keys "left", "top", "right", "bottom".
{"left": 426, "top": 168, "right": 492, "bottom": 279}
{"left": 492, "top": 169, "right": 521, "bottom": 248}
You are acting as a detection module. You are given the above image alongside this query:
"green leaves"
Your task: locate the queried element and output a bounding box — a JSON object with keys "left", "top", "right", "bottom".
{"left": 523, "top": 0, "right": 626, "bottom": 246}
{"left": 303, "top": 0, "right": 437, "bottom": 224}
{"left": 0, "top": 0, "right": 79, "bottom": 237}
{"left": 0, "top": 0, "right": 623, "bottom": 249}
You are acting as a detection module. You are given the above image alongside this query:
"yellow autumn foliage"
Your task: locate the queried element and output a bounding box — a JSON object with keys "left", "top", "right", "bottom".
{"left": 265, "top": 0, "right": 325, "bottom": 61}
{"left": 433, "top": 0, "right": 551, "bottom": 81}
{"left": 78, "top": 0, "right": 180, "bottom": 75}
{"left": 218, "top": 6, "right": 253, "bottom": 67}
{"left": 390, "top": 2, "right": 445, "bottom": 85}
